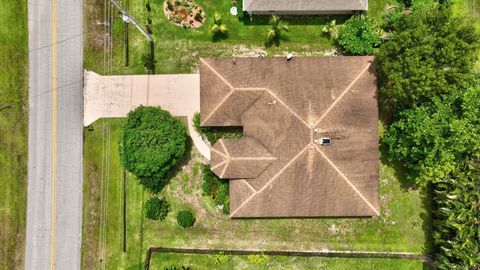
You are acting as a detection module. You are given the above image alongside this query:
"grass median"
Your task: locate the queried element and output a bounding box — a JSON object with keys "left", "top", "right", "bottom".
{"left": 0, "top": 0, "right": 28, "bottom": 269}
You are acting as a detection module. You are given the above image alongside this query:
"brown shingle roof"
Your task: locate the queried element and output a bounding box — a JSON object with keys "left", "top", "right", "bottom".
{"left": 200, "top": 56, "right": 379, "bottom": 218}
{"left": 211, "top": 138, "right": 276, "bottom": 179}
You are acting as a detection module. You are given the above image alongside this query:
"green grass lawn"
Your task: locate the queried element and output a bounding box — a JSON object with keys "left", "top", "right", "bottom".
{"left": 82, "top": 118, "right": 431, "bottom": 269}
{"left": 84, "top": 0, "right": 400, "bottom": 75}
{"left": 150, "top": 252, "right": 428, "bottom": 270}
{"left": 0, "top": 0, "right": 28, "bottom": 269}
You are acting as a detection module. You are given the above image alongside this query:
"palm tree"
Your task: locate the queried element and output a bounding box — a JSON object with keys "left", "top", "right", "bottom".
{"left": 265, "top": 15, "right": 288, "bottom": 47}
{"left": 211, "top": 12, "right": 227, "bottom": 35}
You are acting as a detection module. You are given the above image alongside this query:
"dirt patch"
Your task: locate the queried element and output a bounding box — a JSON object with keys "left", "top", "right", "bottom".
{"left": 164, "top": 0, "right": 206, "bottom": 29}
{"left": 80, "top": 165, "right": 101, "bottom": 269}
{"left": 84, "top": 0, "right": 106, "bottom": 50}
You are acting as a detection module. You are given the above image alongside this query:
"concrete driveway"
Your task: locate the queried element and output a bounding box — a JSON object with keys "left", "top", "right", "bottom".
{"left": 84, "top": 71, "right": 210, "bottom": 160}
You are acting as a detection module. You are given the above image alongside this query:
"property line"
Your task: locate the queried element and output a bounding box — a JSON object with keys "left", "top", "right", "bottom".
{"left": 314, "top": 146, "right": 379, "bottom": 215}
{"left": 49, "top": 0, "right": 58, "bottom": 267}
{"left": 230, "top": 145, "right": 309, "bottom": 217}
{"left": 145, "top": 247, "right": 430, "bottom": 269}
{"left": 314, "top": 63, "right": 371, "bottom": 127}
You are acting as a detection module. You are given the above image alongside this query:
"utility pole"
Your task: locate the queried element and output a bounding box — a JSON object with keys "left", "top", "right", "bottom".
{"left": 108, "top": 0, "right": 153, "bottom": 42}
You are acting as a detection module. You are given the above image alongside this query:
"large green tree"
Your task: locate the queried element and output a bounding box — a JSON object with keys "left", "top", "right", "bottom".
{"left": 383, "top": 86, "right": 480, "bottom": 185}
{"left": 336, "top": 16, "right": 381, "bottom": 55}
{"left": 376, "top": 3, "right": 479, "bottom": 111}
{"left": 120, "top": 106, "right": 187, "bottom": 192}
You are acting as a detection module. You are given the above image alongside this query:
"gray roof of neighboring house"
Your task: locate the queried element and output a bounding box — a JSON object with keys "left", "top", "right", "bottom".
{"left": 243, "top": 0, "right": 368, "bottom": 12}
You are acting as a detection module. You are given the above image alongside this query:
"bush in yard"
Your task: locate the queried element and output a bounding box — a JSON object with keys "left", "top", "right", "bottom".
{"left": 144, "top": 197, "right": 170, "bottom": 221}
{"left": 165, "top": 266, "right": 190, "bottom": 270}
{"left": 376, "top": 3, "right": 480, "bottom": 112}
{"left": 120, "top": 106, "right": 187, "bottom": 193}
{"left": 383, "top": 86, "right": 480, "bottom": 185}
{"left": 193, "top": 112, "right": 243, "bottom": 145}
{"left": 176, "top": 210, "right": 196, "bottom": 228}
{"left": 211, "top": 12, "right": 227, "bottom": 35}
{"left": 202, "top": 164, "right": 229, "bottom": 214}
{"left": 265, "top": 15, "right": 288, "bottom": 47}
{"left": 247, "top": 254, "right": 270, "bottom": 265}
{"left": 336, "top": 16, "right": 381, "bottom": 55}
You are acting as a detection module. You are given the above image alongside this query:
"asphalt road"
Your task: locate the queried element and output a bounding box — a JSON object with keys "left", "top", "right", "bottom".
{"left": 25, "top": 0, "right": 83, "bottom": 268}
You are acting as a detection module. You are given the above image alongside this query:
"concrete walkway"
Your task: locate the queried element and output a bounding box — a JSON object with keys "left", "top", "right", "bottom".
{"left": 84, "top": 71, "right": 211, "bottom": 160}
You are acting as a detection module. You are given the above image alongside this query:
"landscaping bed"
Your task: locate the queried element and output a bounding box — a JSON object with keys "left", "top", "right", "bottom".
{"left": 164, "top": 0, "right": 206, "bottom": 28}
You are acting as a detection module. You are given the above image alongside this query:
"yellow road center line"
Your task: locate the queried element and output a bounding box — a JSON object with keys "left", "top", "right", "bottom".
{"left": 50, "top": 0, "right": 58, "bottom": 268}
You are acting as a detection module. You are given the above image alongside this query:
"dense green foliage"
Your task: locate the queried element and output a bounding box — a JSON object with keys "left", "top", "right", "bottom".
{"left": 176, "top": 210, "right": 196, "bottom": 228}
{"left": 432, "top": 164, "right": 480, "bottom": 269}
{"left": 265, "top": 15, "right": 289, "bottom": 47}
{"left": 145, "top": 197, "right": 170, "bottom": 221}
{"left": 120, "top": 106, "right": 187, "bottom": 193}
{"left": 336, "top": 16, "right": 381, "bottom": 55}
{"left": 202, "top": 165, "right": 229, "bottom": 214}
{"left": 383, "top": 87, "right": 480, "bottom": 185}
{"left": 379, "top": 4, "right": 480, "bottom": 268}
{"left": 211, "top": 12, "right": 227, "bottom": 35}
{"left": 193, "top": 112, "right": 242, "bottom": 144}
{"left": 376, "top": 3, "right": 480, "bottom": 111}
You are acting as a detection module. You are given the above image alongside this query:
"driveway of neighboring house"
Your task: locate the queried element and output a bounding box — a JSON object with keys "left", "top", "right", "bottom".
{"left": 83, "top": 71, "right": 211, "bottom": 160}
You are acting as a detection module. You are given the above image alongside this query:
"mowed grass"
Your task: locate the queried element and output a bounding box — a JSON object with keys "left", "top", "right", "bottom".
{"left": 0, "top": 0, "right": 28, "bottom": 269}
{"left": 84, "top": 0, "right": 400, "bottom": 75}
{"left": 150, "top": 252, "right": 428, "bottom": 270}
{"left": 82, "top": 118, "right": 430, "bottom": 269}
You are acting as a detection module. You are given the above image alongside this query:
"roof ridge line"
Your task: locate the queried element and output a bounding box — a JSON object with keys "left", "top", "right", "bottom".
{"left": 219, "top": 139, "right": 230, "bottom": 157}
{"left": 201, "top": 90, "right": 234, "bottom": 125}
{"left": 237, "top": 87, "right": 310, "bottom": 128}
{"left": 314, "top": 62, "right": 371, "bottom": 126}
{"left": 230, "top": 144, "right": 309, "bottom": 217}
{"left": 231, "top": 157, "right": 276, "bottom": 161}
{"left": 242, "top": 179, "right": 257, "bottom": 193}
{"left": 200, "top": 58, "right": 235, "bottom": 89}
{"left": 211, "top": 147, "right": 227, "bottom": 158}
{"left": 314, "top": 146, "right": 379, "bottom": 215}
{"left": 211, "top": 158, "right": 228, "bottom": 171}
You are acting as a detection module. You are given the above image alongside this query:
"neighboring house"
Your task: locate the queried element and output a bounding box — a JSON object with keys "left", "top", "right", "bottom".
{"left": 242, "top": 0, "right": 368, "bottom": 15}
{"left": 199, "top": 56, "right": 379, "bottom": 218}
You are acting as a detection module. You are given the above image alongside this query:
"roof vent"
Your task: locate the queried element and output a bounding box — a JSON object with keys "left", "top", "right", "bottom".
{"left": 319, "top": 137, "right": 332, "bottom": 145}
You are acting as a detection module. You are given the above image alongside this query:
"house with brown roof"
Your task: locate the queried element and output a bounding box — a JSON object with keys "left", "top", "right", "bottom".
{"left": 243, "top": 0, "right": 368, "bottom": 15}
{"left": 199, "top": 56, "right": 379, "bottom": 218}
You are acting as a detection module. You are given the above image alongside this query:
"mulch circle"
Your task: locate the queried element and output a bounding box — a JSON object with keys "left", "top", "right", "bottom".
{"left": 164, "top": 0, "right": 206, "bottom": 28}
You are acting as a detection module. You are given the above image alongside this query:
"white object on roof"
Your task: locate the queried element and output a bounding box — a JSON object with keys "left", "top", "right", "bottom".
{"left": 286, "top": 53, "right": 294, "bottom": 60}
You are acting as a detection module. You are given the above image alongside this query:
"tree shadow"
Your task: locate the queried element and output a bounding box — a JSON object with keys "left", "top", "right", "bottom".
{"left": 211, "top": 32, "right": 228, "bottom": 42}
{"left": 379, "top": 138, "right": 417, "bottom": 190}
{"left": 420, "top": 184, "right": 434, "bottom": 255}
